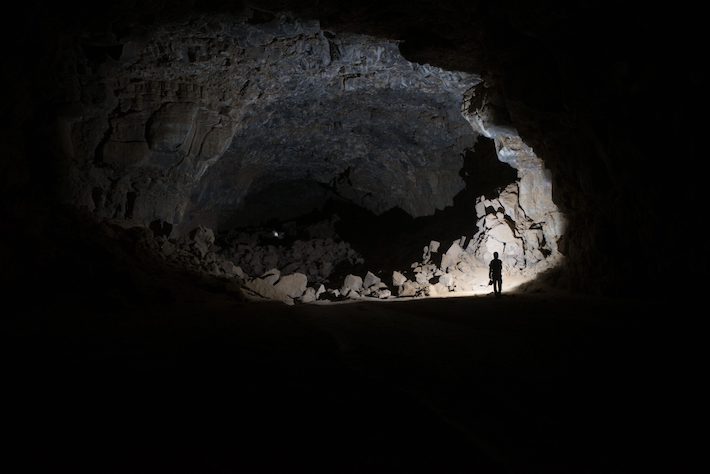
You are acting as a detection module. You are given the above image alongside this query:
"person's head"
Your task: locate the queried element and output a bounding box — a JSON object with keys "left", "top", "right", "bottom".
{"left": 493, "top": 252, "right": 498, "bottom": 259}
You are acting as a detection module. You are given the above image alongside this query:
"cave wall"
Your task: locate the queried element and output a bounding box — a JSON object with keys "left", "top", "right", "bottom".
{"left": 5, "top": 0, "right": 703, "bottom": 296}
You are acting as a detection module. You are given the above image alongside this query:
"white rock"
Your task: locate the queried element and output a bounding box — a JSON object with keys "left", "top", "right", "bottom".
{"left": 488, "top": 223, "right": 516, "bottom": 243}
{"left": 439, "top": 273, "right": 454, "bottom": 288}
{"left": 429, "top": 240, "right": 440, "bottom": 253}
{"left": 274, "top": 273, "right": 308, "bottom": 298}
{"left": 398, "top": 281, "right": 420, "bottom": 297}
{"left": 484, "top": 237, "right": 505, "bottom": 256}
{"left": 243, "top": 278, "right": 290, "bottom": 304}
{"left": 341, "top": 274, "right": 363, "bottom": 295}
{"left": 376, "top": 289, "right": 392, "bottom": 299}
{"left": 301, "top": 287, "right": 317, "bottom": 303}
{"left": 315, "top": 284, "right": 326, "bottom": 299}
{"left": 429, "top": 282, "right": 449, "bottom": 296}
{"left": 260, "top": 268, "right": 280, "bottom": 285}
{"left": 440, "top": 241, "right": 463, "bottom": 272}
{"left": 415, "top": 272, "right": 430, "bottom": 285}
{"left": 498, "top": 184, "right": 520, "bottom": 220}
{"left": 484, "top": 214, "right": 500, "bottom": 229}
{"left": 392, "top": 271, "right": 407, "bottom": 287}
{"left": 363, "top": 271, "right": 381, "bottom": 289}
{"left": 475, "top": 199, "right": 486, "bottom": 218}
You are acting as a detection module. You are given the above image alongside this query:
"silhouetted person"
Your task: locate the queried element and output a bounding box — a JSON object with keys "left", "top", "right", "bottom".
{"left": 489, "top": 252, "right": 503, "bottom": 297}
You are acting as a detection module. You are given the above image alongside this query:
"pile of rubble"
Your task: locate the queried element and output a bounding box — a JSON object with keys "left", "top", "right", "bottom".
{"left": 145, "top": 185, "right": 563, "bottom": 304}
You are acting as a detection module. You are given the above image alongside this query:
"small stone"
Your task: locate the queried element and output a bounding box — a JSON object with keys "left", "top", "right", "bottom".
{"left": 363, "top": 271, "right": 381, "bottom": 289}
{"left": 392, "top": 271, "right": 407, "bottom": 287}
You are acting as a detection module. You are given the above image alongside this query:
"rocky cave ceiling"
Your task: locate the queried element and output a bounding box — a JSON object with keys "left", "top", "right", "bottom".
{"left": 72, "top": 14, "right": 481, "bottom": 230}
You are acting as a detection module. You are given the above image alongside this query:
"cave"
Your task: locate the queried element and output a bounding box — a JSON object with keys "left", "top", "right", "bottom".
{"left": 4, "top": 1, "right": 702, "bottom": 473}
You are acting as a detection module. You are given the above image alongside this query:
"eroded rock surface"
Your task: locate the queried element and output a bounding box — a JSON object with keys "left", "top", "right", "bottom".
{"left": 64, "top": 13, "right": 480, "bottom": 233}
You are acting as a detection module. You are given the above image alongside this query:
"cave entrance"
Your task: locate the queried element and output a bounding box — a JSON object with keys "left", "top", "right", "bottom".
{"left": 73, "top": 12, "right": 565, "bottom": 303}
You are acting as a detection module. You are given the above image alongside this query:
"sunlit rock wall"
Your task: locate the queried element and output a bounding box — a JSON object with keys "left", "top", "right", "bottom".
{"left": 462, "top": 84, "right": 565, "bottom": 273}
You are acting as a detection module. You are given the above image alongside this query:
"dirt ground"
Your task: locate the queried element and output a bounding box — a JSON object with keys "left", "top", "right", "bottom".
{"left": 6, "top": 270, "right": 698, "bottom": 473}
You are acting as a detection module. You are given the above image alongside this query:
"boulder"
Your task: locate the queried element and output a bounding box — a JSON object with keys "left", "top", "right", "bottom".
{"left": 275, "top": 273, "right": 308, "bottom": 298}
{"left": 300, "top": 287, "right": 317, "bottom": 303}
{"left": 375, "top": 289, "right": 392, "bottom": 299}
{"left": 440, "top": 241, "right": 463, "bottom": 272}
{"left": 341, "top": 274, "right": 363, "bottom": 297}
{"left": 488, "top": 222, "right": 516, "bottom": 243}
{"left": 363, "top": 271, "right": 381, "bottom": 289}
{"left": 243, "top": 278, "right": 291, "bottom": 304}
{"left": 392, "top": 271, "right": 407, "bottom": 287}
{"left": 429, "top": 282, "right": 449, "bottom": 296}
{"left": 260, "top": 268, "right": 280, "bottom": 285}
{"left": 398, "top": 281, "right": 421, "bottom": 297}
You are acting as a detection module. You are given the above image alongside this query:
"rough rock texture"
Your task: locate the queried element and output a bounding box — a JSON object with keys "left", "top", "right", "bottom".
{"left": 61, "top": 13, "right": 479, "bottom": 233}
{"left": 219, "top": 223, "right": 363, "bottom": 282}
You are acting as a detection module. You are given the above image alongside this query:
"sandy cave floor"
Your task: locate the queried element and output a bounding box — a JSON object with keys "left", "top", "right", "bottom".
{"left": 6, "top": 278, "right": 699, "bottom": 473}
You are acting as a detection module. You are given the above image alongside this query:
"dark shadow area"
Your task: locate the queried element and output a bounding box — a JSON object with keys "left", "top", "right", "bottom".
{"left": 5, "top": 207, "right": 698, "bottom": 473}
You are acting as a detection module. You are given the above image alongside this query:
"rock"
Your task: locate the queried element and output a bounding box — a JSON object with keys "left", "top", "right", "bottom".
{"left": 150, "top": 219, "right": 174, "bottom": 238}
{"left": 159, "top": 240, "right": 176, "bottom": 257}
{"left": 221, "top": 260, "right": 239, "bottom": 275}
{"left": 475, "top": 199, "right": 486, "bottom": 218}
{"left": 189, "top": 226, "right": 215, "bottom": 257}
{"left": 300, "top": 287, "right": 317, "bottom": 303}
{"left": 484, "top": 214, "right": 499, "bottom": 229}
{"left": 341, "top": 274, "right": 363, "bottom": 296}
{"left": 315, "top": 284, "right": 326, "bottom": 299}
{"left": 146, "top": 102, "right": 199, "bottom": 153}
{"left": 392, "top": 271, "right": 407, "bottom": 287}
{"left": 363, "top": 271, "right": 381, "bottom": 289}
{"left": 243, "top": 277, "right": 290, "bottom": 304}
{"left": 488, "top": 222, "right": 516, "bottom": 243}
{"left": 498, "top": 184, "right": 520, "bottom": 220}
{"left": 260, "top": 268, "right": 280, "bottom": 285}
{"left": 101, "top": 140, "right": 151, "bottom": 167}
{"left": 429, "top": 282, "right": 449, "bottom": 296}
{"left": 440, "top": 241, "right": 463, "bottom": 272}
{"left": 398, "top": 281, "right": 421, "bottom": 297}
{"left": 274, "top": 273, "right": 308, "bottom": 298}
{"left": 233, "top": 266, "right": 246, "bottom": 279}
{"left": 439, "top": 273, "right": 454, "bottom": 288}
{"left": 415, "top": 272, "right": 430, "bottom": 285}
{"left": 375, "top": 289, "right": 392, "bottom": 299}
{"left": 429, "top": 240, "right": 440, "bottom": 253}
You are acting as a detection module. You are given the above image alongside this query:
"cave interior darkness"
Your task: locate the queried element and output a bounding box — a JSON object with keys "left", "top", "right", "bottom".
{"left": 3, "top": 1, "right": 704, "bottom": 473}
